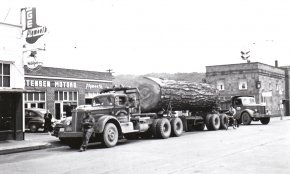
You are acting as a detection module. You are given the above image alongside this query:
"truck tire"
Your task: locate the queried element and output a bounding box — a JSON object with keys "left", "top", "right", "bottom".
{"left": 29, "top": 123, "right": 38, "bottom": 133}
{"left": 205, "top": 114, "right": 213, "bottom": 130}
{"left": 219, "top": 114, "right": 228, "bottom": 130}
{"left": 208, "top": 114, "right": 220, "bottom": 131}
{"left": 102, "top": 123, "right": 119, "bottom": 148}
{"left": 151, "top": 119, "right": 161, "bottom": 138}
{"left": 156, "top": 118, "right": 171, "bottom": 139}
{"left": 241, "top": 112, "right": 252, "bottom": 125}
{"left": 260, "top": 117, "right": 270, "bottom": 125}
{"left": 170, "top": 118, "right": 183, "bottom": 137}
{"left": 193, "top": 123, "right": 205, "bottom": 131}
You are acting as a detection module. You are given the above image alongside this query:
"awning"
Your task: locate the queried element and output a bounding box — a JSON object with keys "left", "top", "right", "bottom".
{"left": 0, "top": 88, "right": 27, "bottom": 93}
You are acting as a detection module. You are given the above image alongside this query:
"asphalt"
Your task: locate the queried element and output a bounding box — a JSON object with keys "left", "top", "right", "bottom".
{"left": 0, "top": 116, "right": 287, "bottom": 155}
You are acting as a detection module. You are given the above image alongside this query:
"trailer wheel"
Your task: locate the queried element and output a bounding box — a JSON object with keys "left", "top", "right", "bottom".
{"left": 208, "top": 114, "right": 220, "bottom": 131}
{"left": 242, "top": 112, "right": 252, "bottom": 125}
{"left": 205, "top": 114, "right": 213, "bottom": 130}
{"left": 102, "top": 123, "right": 118, "bottom": 148}
{"left": 193, "top": 123, "right": 205, "bottom": 131}
{"left": 219, "top": 114, "right": 228, "bottom": 130}
{"left": 170, "top": 118, "right": 183, "bottom": 137}
{"left": 151, "top": 119, "right": 161, "bottom": 138}
{"left": 260, "top": 117, "right": 270, "bottom": 125}
{"left": 156, "top": 118, "right": 171, "bottom": 139}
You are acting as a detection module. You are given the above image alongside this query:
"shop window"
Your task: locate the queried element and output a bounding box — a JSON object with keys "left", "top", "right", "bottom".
{"left": 238, "top": 79, "right": 247, "bottom": 90}
{"left": 24, "top": 92, "right": 46, "bottom": 109}
{"left": 0, "top": 63, "right": 10, "bottom": 87}
{"left": 55, "top": 91, "right": 78, "bottom": 101}
{"left": 28, "top": 93, "right": 33, "bottom": 101}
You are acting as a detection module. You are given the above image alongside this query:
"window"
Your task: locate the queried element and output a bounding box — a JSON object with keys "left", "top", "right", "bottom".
{"left": 238, "top": 79, "right": 247, "bottom": 90}
{"left": 55, "top": 91, "right": 78, "bottom": 102}
{"left": 24, "top": 92, "right": 46, "bottom": 109}
{"left": 216, "top": 80, "right": 225, "bottom": 91}
{"left": 0, "top": 63, "right": 10, "bottom": 87}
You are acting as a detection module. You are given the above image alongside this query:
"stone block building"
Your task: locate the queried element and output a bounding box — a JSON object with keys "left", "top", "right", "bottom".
{"left": 206, "top": 62, "right": 290, "bottom": 116}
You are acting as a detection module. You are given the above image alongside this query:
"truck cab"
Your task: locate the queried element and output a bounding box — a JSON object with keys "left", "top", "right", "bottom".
{"left": 58, "top": 87, "right": 153, "bottom": 148}
{"left": 221, "top": 96, "right": 271, "bottom": 125}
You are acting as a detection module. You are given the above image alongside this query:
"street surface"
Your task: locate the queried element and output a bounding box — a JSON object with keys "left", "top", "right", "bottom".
{"left": 1, "top": 117, "right": 290, "bottom": 174}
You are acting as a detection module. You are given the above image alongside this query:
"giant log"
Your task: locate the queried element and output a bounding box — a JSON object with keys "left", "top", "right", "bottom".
{"left": 136, "top": 77, "right": 220, "bottom": 113}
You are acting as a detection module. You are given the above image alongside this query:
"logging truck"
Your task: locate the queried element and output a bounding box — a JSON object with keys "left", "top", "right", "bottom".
{"left": 58, "top": 77, "right": 228, "bottom": 148}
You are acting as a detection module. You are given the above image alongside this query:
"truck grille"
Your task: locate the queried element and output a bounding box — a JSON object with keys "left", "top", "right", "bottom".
{"left": 72, "top": 112, "right": 84, "bottom": 132}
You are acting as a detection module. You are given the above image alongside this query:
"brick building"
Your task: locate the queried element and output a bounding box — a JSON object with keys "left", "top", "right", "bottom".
{"left": 206, "top": 62, "right": 290, "bottom": 116}
{"left": 0, "top": 22, "right": 24, "bottom": 141}
{"left": 24, "top": 66, "right": 113, "bottom": 120}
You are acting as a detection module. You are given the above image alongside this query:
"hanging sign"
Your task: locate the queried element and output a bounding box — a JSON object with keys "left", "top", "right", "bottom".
{"left": 22, "top": 7, "right": 47, "bottom": 44}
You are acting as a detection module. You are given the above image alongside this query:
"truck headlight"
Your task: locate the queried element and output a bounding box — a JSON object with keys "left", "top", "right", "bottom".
{"left": 66, "top": 120, "right": 71, "bottom": 126}
{"left": 254, "top": 109, "right": 258, "bottom": 113}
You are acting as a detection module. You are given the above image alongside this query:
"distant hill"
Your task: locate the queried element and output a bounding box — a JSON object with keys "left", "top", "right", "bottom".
{"left": 113, "top": 72, "right": 205, "bottom": 87}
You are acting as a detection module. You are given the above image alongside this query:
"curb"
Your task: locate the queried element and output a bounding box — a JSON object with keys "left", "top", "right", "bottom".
{"left": 0, "top": 143, "right": 52, "bottom": 155}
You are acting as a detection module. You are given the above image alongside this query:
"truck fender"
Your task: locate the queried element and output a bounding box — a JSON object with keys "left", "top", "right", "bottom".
{"left": 241, "top": 109, "right": 254, "bottom": 118}
{"left": 94, "top": 115, "right": 122, "bottom": 136}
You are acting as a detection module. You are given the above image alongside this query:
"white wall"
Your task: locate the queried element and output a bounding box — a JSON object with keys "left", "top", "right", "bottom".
{"left": 0, "top": 23, "right": 24, "bottom": 89}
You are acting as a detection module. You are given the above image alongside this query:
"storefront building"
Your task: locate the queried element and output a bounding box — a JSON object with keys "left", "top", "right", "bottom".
{"left": 206, "top": 62, "right": 290, "bottom": 116}
{"left": 24, "top": 66, "right": 113, "bottom": 120}
{"left": 0, "top": 22, "right": 25, "bottom": 141}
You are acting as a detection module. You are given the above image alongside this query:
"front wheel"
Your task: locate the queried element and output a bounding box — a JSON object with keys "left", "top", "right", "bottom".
{"left": 242, "top": 112, "right": 252, "bottom": 125}
{"left": 260, "top": 117, "right": 270, "bottom": 125}
{"left": 29, "top": 124, "right": 38, "bottom": 133}
{"left": 102, "top": 123, "right": 118, "bottom": 148}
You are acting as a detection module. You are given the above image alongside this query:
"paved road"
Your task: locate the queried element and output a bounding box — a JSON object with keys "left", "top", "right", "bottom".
{"left": 1, "top": 117, "right": 290, "bottom": 174}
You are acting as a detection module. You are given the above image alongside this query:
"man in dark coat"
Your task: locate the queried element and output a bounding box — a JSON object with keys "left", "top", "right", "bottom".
{"left": 44, "top": 110, "right": 52, "bottom": 132}
{"left": 79, "top": 112, "right": 95, "bottom": 152}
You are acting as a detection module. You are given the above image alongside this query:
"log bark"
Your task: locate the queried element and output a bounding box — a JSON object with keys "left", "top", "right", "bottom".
{"left": 136, "top": 77, "right": 219, "bottom": 113}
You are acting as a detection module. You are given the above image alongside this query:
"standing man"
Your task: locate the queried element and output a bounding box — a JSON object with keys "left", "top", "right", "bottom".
{"left": 229, "top": 105, "right": 238, "bottom": 128}
{"left": 80, "top": 112, "right": 95, "bottom": 152}
{"left": 44, "top": 109, "right": 52, "bottom": 133}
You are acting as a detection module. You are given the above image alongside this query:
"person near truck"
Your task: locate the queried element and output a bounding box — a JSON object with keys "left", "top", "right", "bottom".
{"left": 80, "top": 112, "right": 95, "bottom": 152}
{"left": 229, "top": 105, "right": 239, "bottom": 128}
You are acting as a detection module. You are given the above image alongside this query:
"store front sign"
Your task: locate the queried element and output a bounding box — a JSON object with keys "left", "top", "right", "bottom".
{"left": 26, "top": 80, "right": 77, "bottom": 88}
{"left": 85, "top": 83, "right": 103, "bottom": 89}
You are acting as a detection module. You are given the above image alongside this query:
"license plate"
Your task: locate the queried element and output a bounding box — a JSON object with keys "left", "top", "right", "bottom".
{"left": 59, "top": 128, "right": 64, "bottom": 132}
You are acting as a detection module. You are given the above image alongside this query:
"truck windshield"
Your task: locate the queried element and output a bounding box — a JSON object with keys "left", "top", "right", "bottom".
{"left": 241, "top": 97, "right": 256, "bottom": 105}
{"left": 93, "top": 96, "right": 114, "bottom": 106}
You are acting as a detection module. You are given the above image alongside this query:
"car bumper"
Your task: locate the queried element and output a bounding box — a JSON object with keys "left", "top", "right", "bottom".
{"left": 58, "top": 129, "right": 83, "bottom": 138}
{"left": 252, "top": 113, "right": 271, "bottom": 118}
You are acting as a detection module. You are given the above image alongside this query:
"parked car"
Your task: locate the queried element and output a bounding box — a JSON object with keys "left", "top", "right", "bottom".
{"left": 25, "top": 108, "right": 56, "bottom": 133}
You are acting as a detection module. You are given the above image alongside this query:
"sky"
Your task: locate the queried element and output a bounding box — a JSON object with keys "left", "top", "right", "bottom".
{"left": 1, "top": 0, "right": 290, "bottom": 75}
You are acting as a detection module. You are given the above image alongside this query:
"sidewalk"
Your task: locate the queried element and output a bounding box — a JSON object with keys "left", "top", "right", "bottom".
{"left": 0, "top": 132, "right": 57, "bottom": 155}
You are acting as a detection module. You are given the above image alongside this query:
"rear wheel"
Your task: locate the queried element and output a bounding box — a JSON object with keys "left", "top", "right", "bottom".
{"left": 29, "top": 124, "right": 38, "bottom": 133}
{"left": 170, "top": 118, "right": 183, "bottom": 137}
{"left": 205, "top": 114, "right": 213, "bottom": 130}
{"left": 208, "top": 114, "right": 220, "bottom": 130}
{"left": 102, "top": 123, "right": 118, "bottom": 148}
{"left": 260, "top": 117, "right": 270, "bottom": 125}
{"left": 219, "top": 114, "right": 228, "bottom": 129}
{"left": 242, "top": 112, "right": 252, "bottom": 125}
{"left": 156, "top": 118, "right": 171, "bottom": 139}
{"left": 151, "top": 119, "right": 161, "bottom": 138}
